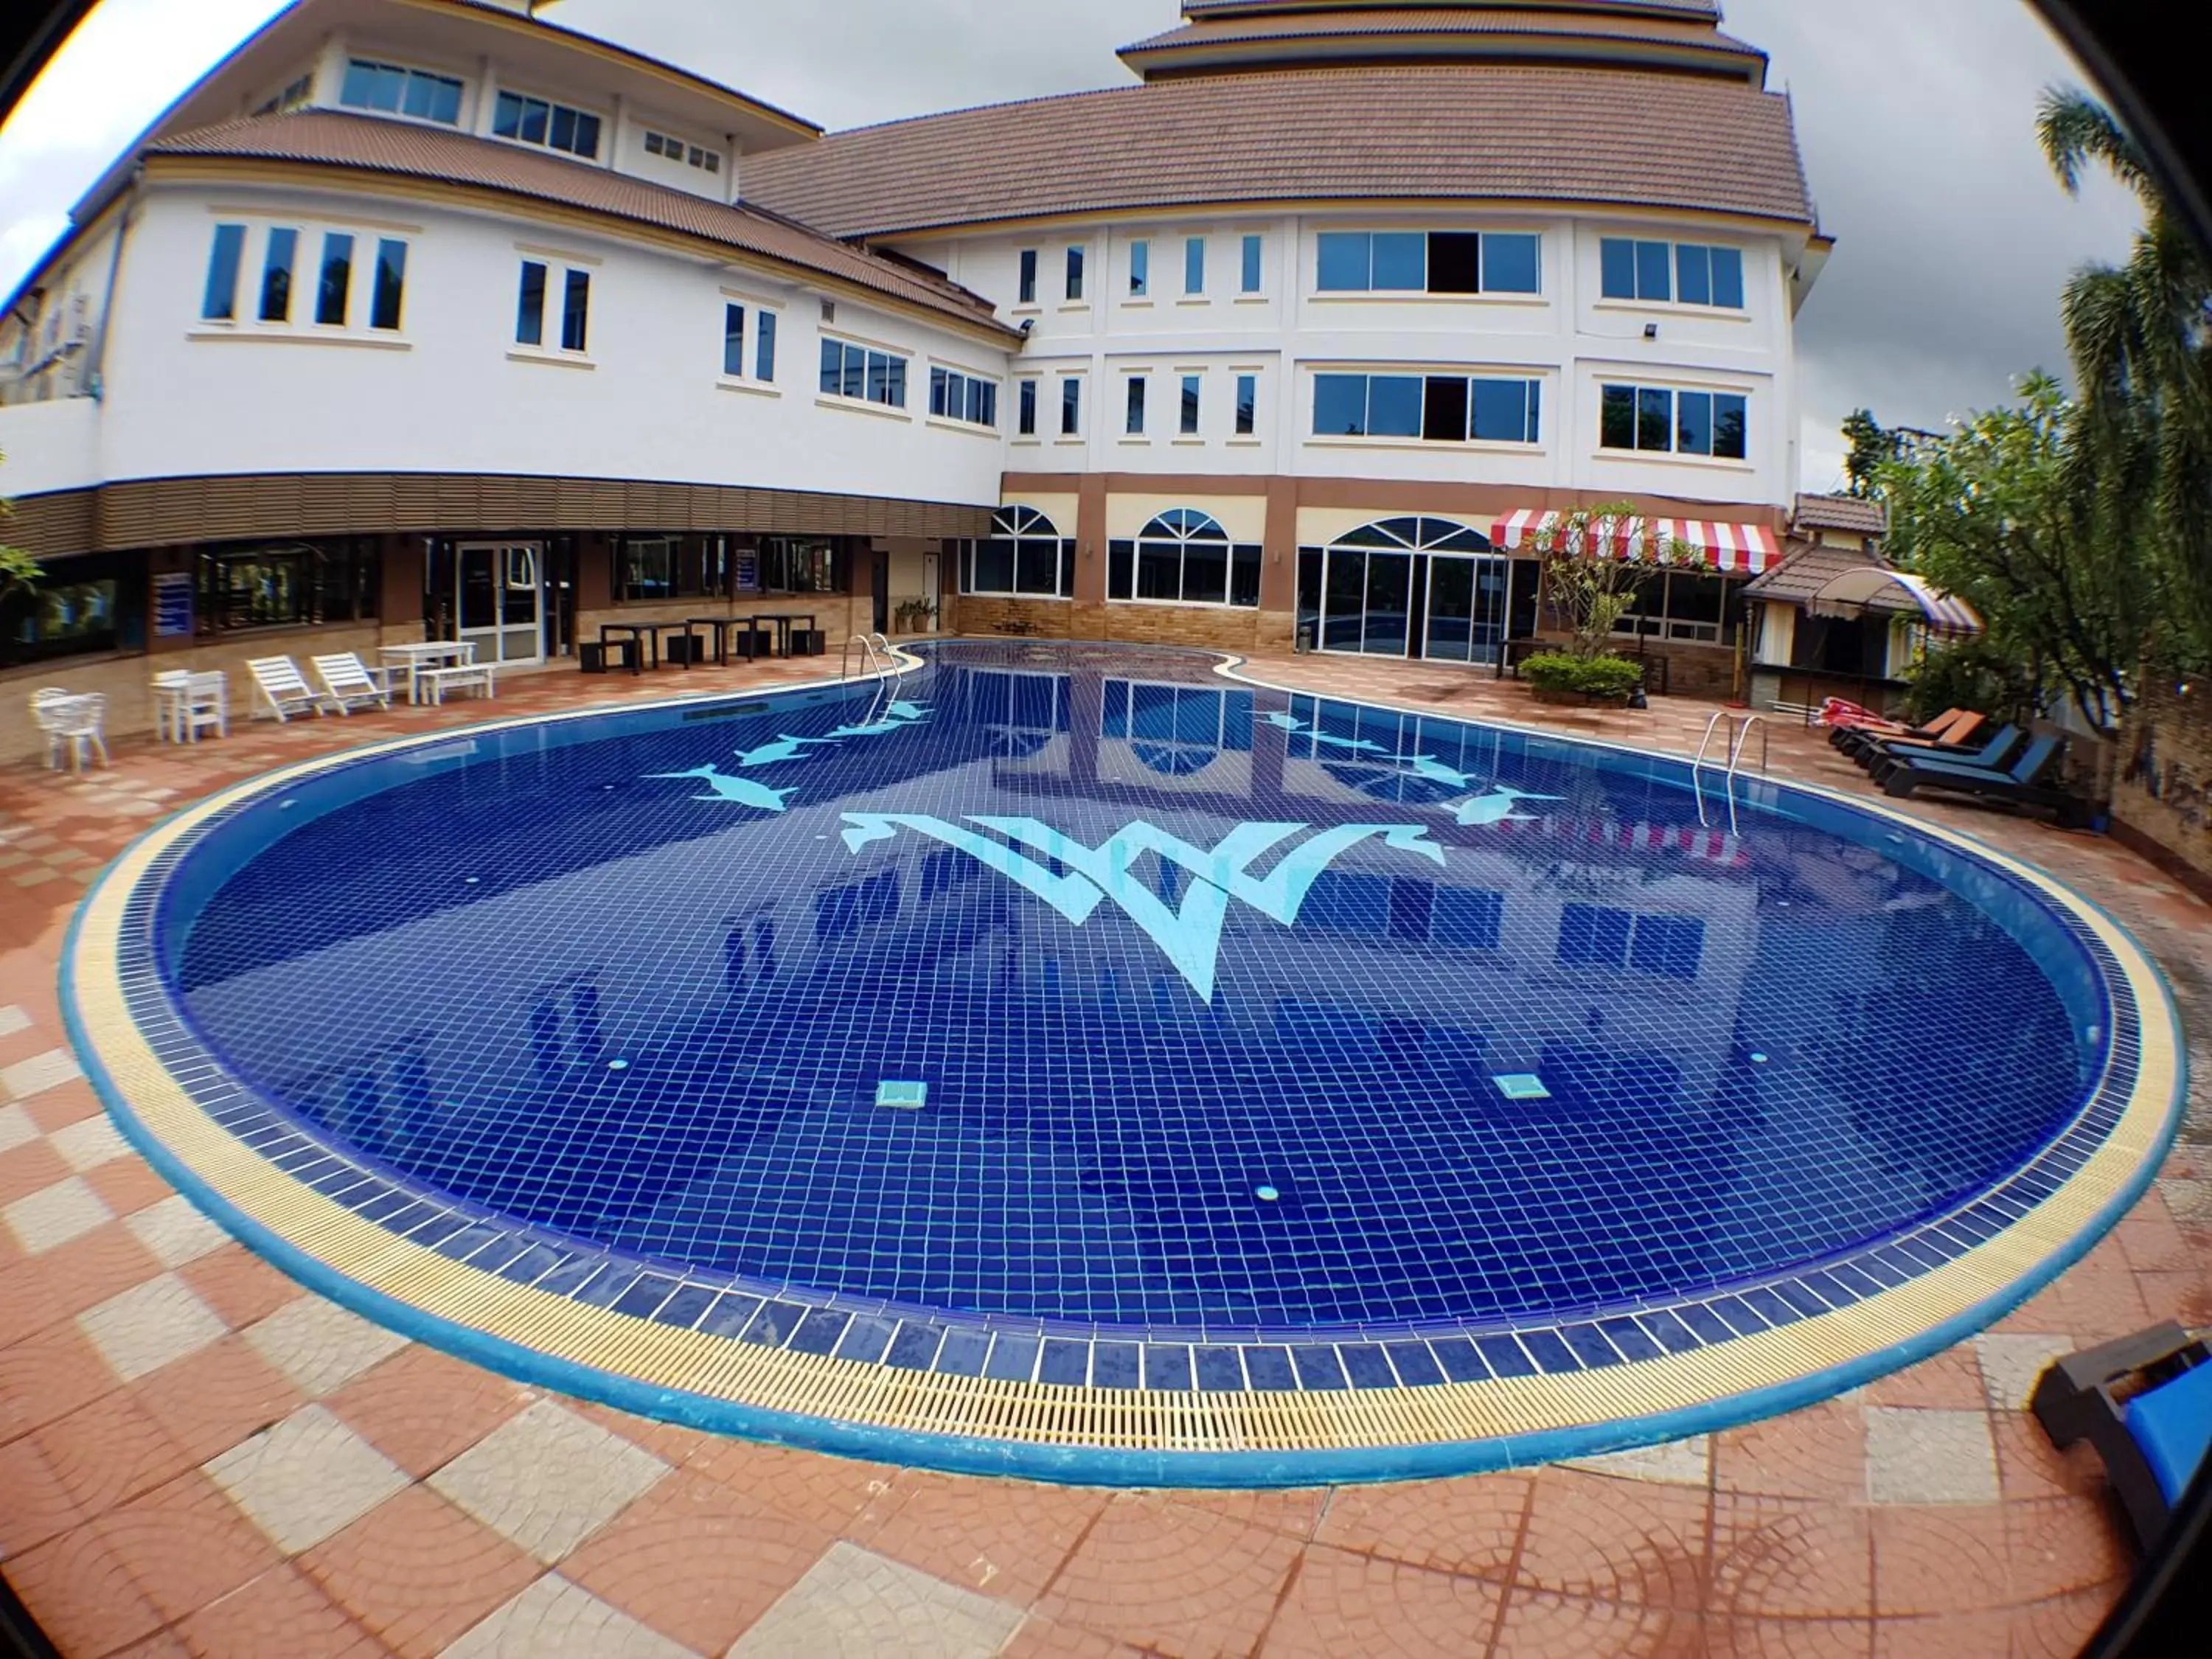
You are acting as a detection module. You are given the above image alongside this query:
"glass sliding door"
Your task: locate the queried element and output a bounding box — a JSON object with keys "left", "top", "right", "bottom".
{"left": 1314, "top": 518, "right": 1505, "bottom": 663}
{"left": 1360, "top": 552, "right": 1412, "bottom": 655}
{"left": 456, "top": 542, "right": 543, "bottom": 667}
{"left": 1321, "top": 550, "right": 1366, "bottom": 652}
{"left": 1424, "top": 554, "right": 1512, "bottom": 665}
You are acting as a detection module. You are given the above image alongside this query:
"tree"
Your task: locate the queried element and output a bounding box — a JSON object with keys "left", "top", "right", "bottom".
{"left": 1841, "top": 409, "right": 1897, "bottom": 498}
{"left": 1532, "top": 501, "right": 1699, "bottom": 658}
{"left": 2039, "top": 88, "right": 2212, "bottom": 667}
{"left": 1877, "top": 372, "right": 2149, "bottom": 729}
{"left": 0, "top": 451, "right": 39, "bottom": 604}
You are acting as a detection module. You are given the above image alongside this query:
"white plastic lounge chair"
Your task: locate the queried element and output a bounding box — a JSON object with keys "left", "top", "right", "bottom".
{"left": 247, "top": 656, "right": 326, "bottom": 722}
{"left": 312, "top": 652, "right": 392, "bottom": 714}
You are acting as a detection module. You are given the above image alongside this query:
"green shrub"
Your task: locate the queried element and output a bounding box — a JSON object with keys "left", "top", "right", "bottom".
{"left": 1523, "top": 653, "right": 1645, "bottom": 700}
{"left": 1900, "top": 639, "right": 2024, "bottom": 726}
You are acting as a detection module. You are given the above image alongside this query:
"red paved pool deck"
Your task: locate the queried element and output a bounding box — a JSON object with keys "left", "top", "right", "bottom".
{"left": 2, "top": 646, "right": 2206, "bottom": 1658}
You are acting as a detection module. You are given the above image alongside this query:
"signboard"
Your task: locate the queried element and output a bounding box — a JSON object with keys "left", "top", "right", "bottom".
{"left": 153, "top": 571, "right": 194, "bottom": 639}
{"left": 734, "top": 552, "right": 760, "bottom": 593}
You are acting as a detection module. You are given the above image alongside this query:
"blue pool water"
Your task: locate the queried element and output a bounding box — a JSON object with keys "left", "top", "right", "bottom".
{"left": 156, "top": 644, "right": 2104, "bottom": 1343}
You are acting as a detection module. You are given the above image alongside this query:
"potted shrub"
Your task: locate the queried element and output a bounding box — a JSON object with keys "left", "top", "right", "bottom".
{"left": 1523, "top": 501, "right": 1697, "bottom": 706}
{"left": 1522, "top": 652, "right": 1647, "bottom": 705}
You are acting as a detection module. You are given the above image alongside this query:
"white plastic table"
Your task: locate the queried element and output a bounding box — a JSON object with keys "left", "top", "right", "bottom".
{"left": 380, "top": 641, "right": 476, "bottom": 706}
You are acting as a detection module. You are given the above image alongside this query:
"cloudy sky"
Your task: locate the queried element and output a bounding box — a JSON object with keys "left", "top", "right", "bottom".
{"left": 0, "top": 0, "right": 2143, "bottom": 490}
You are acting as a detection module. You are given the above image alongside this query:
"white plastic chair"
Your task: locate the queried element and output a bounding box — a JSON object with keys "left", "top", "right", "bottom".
{"left": 150, "top": 670, "right": 192, "bottom": 743}
{"left": 311, "top": 653, "right": 391, "bottom": 715}
{"left": 33, "top": 691, "right": 108, "bottom": 771}
{"left": 179, "top": 671, "right": 229, "bottom": 742}
{"left": 247, "top": 656, "right": 325, "bottom": 722}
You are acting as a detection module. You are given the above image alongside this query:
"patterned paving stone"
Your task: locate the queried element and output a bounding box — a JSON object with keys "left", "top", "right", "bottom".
{"left": 1973, "top": 1333, "right": 2077, "bottom": 1413}
{"left": 204, "top": 1403, "right": 411, "bottom": 1553}
{"left": 1864, "top": 1409, "right": 2002, "bottom": 1506}
{"left": 3, "top": 1173, "right": 113, "bottom": 1254}
{"left": 429, "top": 1399, "right": 670, "bottom": 1564}
{"left": 444, "top": 1573, "right": 703, "bottom": 1659}
{"left": 1559, "top": 1434, "right": 1713, "bottom": 1488}
{"left": 123, "top": 1192, "right": 233, "bottom": 1267}
{"left": 1, "top": 1048, "right": 83, "bottom": 1100}
{"left": 0, "top": 1004, "right": 32, "bottom": 1037}
{"left": 1039, "top": 1491, "right": 1304, "bottom": 1656}
{"left": 76, "top": 1270, "right": 229, "bottom": 1382}
{"left": 47, "top": 1112, "right": 129, "bottom": 1172}
{"left": 0, "top": 1101, "right": 36, "bottom": 1155}
{"left": 242, "top": 1291, "right": 411, "bottom": 1397}
{"left": 730, "top": 1541, "right": 1026, "bottom": 1659}
{"left": 301, "top": 1484, "right": 545, "bottom": 1659}
{"left": 174, "top": 1563, "right": 385, "bottom": 1658}
{"left": 1262, "top": 1544, "right": 1509, "bottom": 1659}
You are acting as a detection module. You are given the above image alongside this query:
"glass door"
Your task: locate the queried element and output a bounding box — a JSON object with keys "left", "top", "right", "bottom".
{"left": 1424, "top": 554, "right": 1512, "bottom": 665}
{"left": 1361, "top": 552, "right": 1412, "bottom": 655}
{"left": 456, "top": 542, "right": 543, "bottom": 667}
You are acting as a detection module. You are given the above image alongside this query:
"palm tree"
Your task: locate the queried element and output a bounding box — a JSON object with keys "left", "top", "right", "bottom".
{"left": 2038, "top": 90, "right": 2212, "bottom": 665}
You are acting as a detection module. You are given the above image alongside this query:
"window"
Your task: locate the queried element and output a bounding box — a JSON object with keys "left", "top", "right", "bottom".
{"left": 1018, "top": 248, "right": 1037, "bottom": 305}
{"left": 202, "top": 224, "right": 246, "bottom": 321}
{"left": 493, "top": 91, "right": 602, "bottom": 159}
{"left": 1185, "top": 236, "right": 1206, "bottom": 296}
{"left": 339, "top": 59, "right": 462, "bottom": 125}
{"left": 315, "top": 233, "right": 352, "bottom": 325}
{"left": 1558, "top": 905, "right": 1705, "bottom": 979}
{"left": 1125, "top": 375, "right": 1147, "bottom": 436}
{"left": 1129, "top": 239, "right": 1150, "bottom": 297}
{"left": 1235, "top": 372, "right": 1256, "bottom": 437}
{"left": 1600, "top": 383, "right": 1748, "bottom": 459}
{"left": 1600, "top": 238, "right": 1745, "bottom": 308}
{"left": 252, "top": 73, "right": 313, "bottom": 117}
{"left": 618, "top": 535, "right": 729, "bottom": 602}
{"left": 1060, "top": 376, "right": 1082, "bottom": 436}
{"left": 642, "top": 130, "right": 719, "bottom": 172}
{"left": 755, "top": 311, "right": 776, "bottom": 380}
{"left": 560, "top": 269, "right": 590, "bottom": 352}
{"left": 818, "top": 337, "right": 908, "bottom": 408}
{"left": 1107, "top": 510, "right": 1262, "bottom": 608}
{"left": 1065, "top": 246, "right": 1085, "bottom": 302}
{"left": 959, "top": 506, "right": 1073, "bottom": 598}
{"left": 930, "top": 366, "right": 1000, "bottom": 427}
{"left": 1614, "top": 570, "right": 1729, "bottom": 644}
{"left": 1315, "top": 230, "right": 1542, "bottom": 295}
{"left": 194, "top": 540, "right": 379, "bottom": 634}
{"left": 259, "top": 229, "right": 296, "bottom": 322}
{"left": 1312, "top": 373, "right": 1540, "bottom": 443}
{"left": 1017, "top": 378, "right": 1038, "bottom": 437}
{"left": 515, "top": 261, "right": 547, "bottom": 346}
{"left": 1241, "top": 233, "right": 1263, "bottom": 294}
{"left": 1180, "top": 374, "right": 1201, "bottom": 436}
{"left": 757, "top": 537, "right": 841, "bottom": 593}
{"left": 0, "top": 552, "right": 140, "bottom": 669}
{"left": 369, "top": 239, "right": 406, "bottom": 331}
{"left": 689, "top": 145, "right": 720, "bottom": 173}
{"left": 723, "top": 304, "right": 746, "bottom": 378}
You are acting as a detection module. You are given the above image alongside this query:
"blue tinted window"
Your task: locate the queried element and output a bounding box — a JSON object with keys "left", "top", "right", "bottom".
{"left": 1634, "top": 240, "right": 1672, "bottom": 302}
{"left": 818, "top": 337, "right": 841, "bottom": 395}
{"left": 1677, "top": 244, "right": 1711, "bottom": 307}
{"left": 1065, "top": 246, "right": 1085, "bottom": 300}
{"left": 203, "top": 223, "right": 246, "bottom": 321}
{"left": 1314, "top": 373, "right": 1367, "bottom": 436}
{"left": 1470, "top": 378, "right": 1537, "bottom": 443}
{"left": 316, "top": 233, "right": 352, "bottom": 326}
{"left": 1371, "top": 232, "right": 1426, "bottom": 290}
{"left": 1632, "top": 916, "right": 1705, "bottom": 979}
{"left": 259, "top": 228, "right": 296, "bottom": 322}
{"left": 369, "top": 239, "right": 406, "bottom": 331}
{"left": 1483, "top": 233, "right": 1541, "bottom": 293}
{"left": 1714, "top": 394, "right": 1748, "bottom": 459}
{"left": 516, "top": 261, "right": 546, "bottom": 345}
{"left": 1125, "top": 375, "right": 1146, "bottom": 434}
{"left": 1316, "top": 232, "right": 1368, "bottom": 291}
{"left": 1129, "top": 240, "right": 1149, "bottom": 297}
{"left": 341, "top": 60, "right": 404, "bottom": 112}
{"left": 1061, "top": 377, "right": 1082, "bottom": 434}
{"left": 1676, "top": 390, "right": 1713, "bottom": 455}
{"left": 723, "top": 304, "right": 746, "bottom": 378}
{"left": 1185, "top": 236, "right": 1206, "bottom": 295}
{"left": 1242, "top": 233, "right": 1262, "bottom": 293}
{"left": 1018, "top": 248, "right": 1037, "bottom": 305}
{"left": 1559, "top": 905, "right": 1632, "bottom": 969}
{"left": 756, "top": 311, "right": 776, "bottom": 380}
{"left": 1018, "top": 378, "right": 1037, "bottom": 435}
{"left": 1180, "top": 374, "right": 1201, "bottom": 435}
{"left": 1433, "top": 888, "right": 1504, "bottom": 950}
{"left": 1637, "top": 387, "right": 1673, "bottom": 451}
{"left": 1600, "top": 384, "right": 1635, "bottom": 449}
{"left": 560, "top": 268, "right": 589, "bottom": 352}
{"left": 1711, "top": 246, "right": 1745, "bottom": 308}
{"left": 1600, "top": 237, "right": 1636, "bottom": 300}
{"left": 1368, "top": 375, "right": 1422, "bottom": 437}
{"left": 404, "top": 70, "right": 462, "bottom": 125}
{"left": 1236, "top": 373, "right": 1256, "bottom": 436}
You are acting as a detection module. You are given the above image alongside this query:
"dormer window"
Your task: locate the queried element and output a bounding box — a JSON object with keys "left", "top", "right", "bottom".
{"left": 339, "top": 59, "right": 464, "bottom": 126}
{"left": 493, "top": 91, "right": 602, "bottom": 159}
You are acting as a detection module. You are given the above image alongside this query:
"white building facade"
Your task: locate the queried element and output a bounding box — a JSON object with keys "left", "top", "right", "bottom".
{"left": 1, "top": 0, "right": 1829, "bottom": 746}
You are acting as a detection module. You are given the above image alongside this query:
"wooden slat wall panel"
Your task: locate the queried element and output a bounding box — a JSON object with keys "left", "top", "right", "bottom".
{"left": 6, "top": 490, "right": 97, "bottom": 559}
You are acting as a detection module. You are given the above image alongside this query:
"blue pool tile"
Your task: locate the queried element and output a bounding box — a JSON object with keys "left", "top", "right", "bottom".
{"left": 885, "top": 1321, "right": 945, "bottom": 1371}
{"left": 696, "top": 1292, "right": 765, "bottom": 1340}
{"left": 742, "top": 1301, "right": 810, "bottom": 1348}
{"left": 1769, "top": 1281, "right": 1830, "bottom": 1321}
{"left": 1193, "top": 1346, "right": 1248, "bottom": 1391}
{"left": 574, "top": 1264, "right": 644, "bottom": 1310}
{"left": 788, "top": 1309, "right": 853, "bottom": 1356}
{"left": 934, "top": 1328, "right": 992, "bottom": 1377}
{"left": 432, "top": 1223, "right": 505, "bottom": 1264}
{"left": 835, "top": 1315, "right": 897, "bottom": 1365}
{"left": 1092, "top": 1343, "right": 1142, "bottom": 1390}
{"left": 1339, "top": 1345, "right": 1398, "bottom": 1390}
{"left": 1596, "top": 1318, "right": 1665, "bottom": 1363}
{"left": 1144, "top": 1345, "right": 1194, "bottom": 1391}
{"left": 1823, "top": 1264, "right": 1886, "bottom": 1301}
{"left": 1559, "top": 1324, "right": 1625, "bottom": 1369}
{"left": 1242, "top": 1347, "right": 1298, "bottom": 1391}
{"left": 985, "top": 1335, "right": 1040, "bottom": 1382}
{"left": 1384, "top": 1342, "right": 1446, "bottom": 1388}
{"left": 1474, "top": 1335, "right": 1537, "bottom": 1379}
{"left": 1705, "top": 1295, "right": 1770, "bottom": 1337}
{"left": 535, "top": 1254, "right": 608, "bottom": 1298}
{"left": 611, "top": 1273, "right": 679, "bottom": 1321}
{"left": 496, "top": 1245, "right": 569, "bottom": 1288}
{"left": 1037, "top": 1339, "right": 1091, "bottom": 1387}
{"left": 1739, "top": 1287, "right": 1804, "bottom": 1327}
{"left": 653, "top": 1284, "right": 720, "bottom": 1331}
{"left": 1430, "top": 1338, "right": 1492, "bottom": 1384}
{"left": 1290, "top": 1346, "right": 1349, "bottom": 1391}
{"left": 1638, "top": 1310, "right": 1703, "bottom": 1354}
{"left": 1517, "top": 1329, "right": 1583, "bottom": 1374}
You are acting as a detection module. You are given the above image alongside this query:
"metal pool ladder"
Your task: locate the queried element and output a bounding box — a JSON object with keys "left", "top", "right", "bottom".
{"left": 1691, "top": 711, "right": 1770, "bottom": 836}
{"left": 840, "top": 631, "right": 894, "bottom": 684}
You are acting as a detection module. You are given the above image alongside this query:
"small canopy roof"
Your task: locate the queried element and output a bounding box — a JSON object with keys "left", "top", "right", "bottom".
{"left": 1806, "top": 567, "right": 1983, "bottom": 638}
{"left": 1489, "top": 510, "right": 1779, "bottom": 574}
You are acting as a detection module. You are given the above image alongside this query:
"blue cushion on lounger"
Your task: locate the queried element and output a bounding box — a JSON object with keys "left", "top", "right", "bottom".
{"left": 2126, "top": 1354, "right": 2212, "bottom": 1504}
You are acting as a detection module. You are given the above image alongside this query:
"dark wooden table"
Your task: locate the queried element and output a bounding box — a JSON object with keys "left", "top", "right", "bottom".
{"left": 600, "top": 621, "right": 703, "bottom": 671}
{"left": 747, "top": 612, "right": 816, "bottom": 658}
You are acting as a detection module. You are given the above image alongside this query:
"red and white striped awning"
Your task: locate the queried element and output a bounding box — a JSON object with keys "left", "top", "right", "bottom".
{"left": 1491, "top": 817, "right": 1751, "bottom": 867}
{"left": 1489, "top": 510, "right": 1781, "bottom": 575}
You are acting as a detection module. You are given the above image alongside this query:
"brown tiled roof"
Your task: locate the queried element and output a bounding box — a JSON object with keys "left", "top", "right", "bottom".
{"left": 740, "top": 64, "right": 1814, "bottom": 240}
{"left": 1741, "top": 540, "right": 1915, "bottom": 610}
{"left": 145, "top": 112, "right": 1017, "bottom": 338}
{"left": 1792, "top": 493, "right": 1889, "bottom": 535}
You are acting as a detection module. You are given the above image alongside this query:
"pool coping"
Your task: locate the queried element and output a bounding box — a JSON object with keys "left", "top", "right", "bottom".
{"left": 58, "top": 644, "right": 2191, "bottom": 1487}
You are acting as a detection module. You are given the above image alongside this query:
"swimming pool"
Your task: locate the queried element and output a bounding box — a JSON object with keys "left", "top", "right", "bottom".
{"left": 67, "top": 642, "right": 2184, "bottom": 1484}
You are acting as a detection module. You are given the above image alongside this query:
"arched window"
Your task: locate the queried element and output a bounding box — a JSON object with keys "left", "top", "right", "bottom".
{"left": 959, "top": 505, "right": 1071, "bottom": 598}
{"left": 1107, "top": 509, "right": 1263, "bottom": 608}
{"left": 1330, "top": 515, "right": 1494, "bottom": 555}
